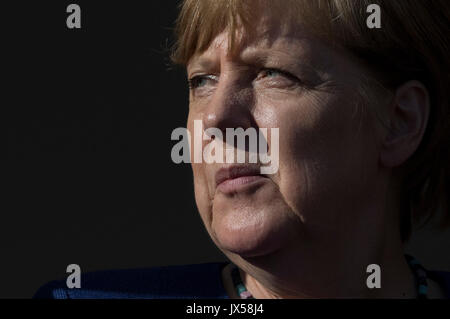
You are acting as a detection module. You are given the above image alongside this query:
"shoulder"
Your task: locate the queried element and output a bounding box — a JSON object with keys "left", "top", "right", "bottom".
{"left": 427, "top": 270, "right": 450, "bottom": 299}
{"left": 33, "top": 262, "right": 229, "bottom": 299}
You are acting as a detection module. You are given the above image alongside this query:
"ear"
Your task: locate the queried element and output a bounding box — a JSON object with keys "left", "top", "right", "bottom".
{"left": 380, "top": 81, "right": 430, "bottom": 168}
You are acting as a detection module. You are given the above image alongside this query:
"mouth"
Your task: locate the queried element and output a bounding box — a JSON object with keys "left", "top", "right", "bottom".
{"left": 215, "top": 164, "right": 268, "bottom": 194}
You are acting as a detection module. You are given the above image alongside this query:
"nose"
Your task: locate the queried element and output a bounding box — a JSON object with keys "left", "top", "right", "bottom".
{"left": 202, "top": 75, "right": 255, "bottom": 135}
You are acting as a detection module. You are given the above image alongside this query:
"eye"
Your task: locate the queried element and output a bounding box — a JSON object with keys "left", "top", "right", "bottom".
{"left": 188, "top": 74, "right": 219, "bottom": 90}
{"left": 255, "top": 68, "right": 302, "bottom": 89}
{"left": 258, "top": 68, "right": 298, "bottom": 81}
{"left": 261, "top": 69, "right": 283, "bottom": 78}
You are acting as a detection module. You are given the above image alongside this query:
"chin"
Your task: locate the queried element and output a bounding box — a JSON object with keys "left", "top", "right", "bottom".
{"left": 211, "top": 210, "right": 293, "bottom": 258}
{"left": 205, "top": 181, "right": 303, "bottom": 257}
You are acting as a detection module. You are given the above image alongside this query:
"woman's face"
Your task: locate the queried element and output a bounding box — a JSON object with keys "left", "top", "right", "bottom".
{"left": 186, "top": 18, "right": 386, "bottom": 261}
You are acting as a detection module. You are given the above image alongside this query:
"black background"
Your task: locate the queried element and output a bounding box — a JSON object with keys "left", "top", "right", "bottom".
{"left": 2, "top": 1, "right": 449, "bottom": 298}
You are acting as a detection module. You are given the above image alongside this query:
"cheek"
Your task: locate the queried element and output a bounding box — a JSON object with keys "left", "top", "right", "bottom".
{"left": 263, "top": 92, "right": 372, "bottom": 224}
{"left": 187, "top": 115, "right": 212, "bottom": 223}
{"left": 191, "top": 162, "right": 216, "bottom": 237}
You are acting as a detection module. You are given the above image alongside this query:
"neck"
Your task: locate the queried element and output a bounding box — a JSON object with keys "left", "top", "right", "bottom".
{"left": 237, "top": 239, "right": 415, "bottom": 298}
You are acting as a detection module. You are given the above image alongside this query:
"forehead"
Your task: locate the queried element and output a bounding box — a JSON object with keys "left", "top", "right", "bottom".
{"left": 186, "top": 20, "right": 327, "bottom": 70}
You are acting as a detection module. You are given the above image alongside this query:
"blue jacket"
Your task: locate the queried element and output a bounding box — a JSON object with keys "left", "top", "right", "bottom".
{"left": 34, "top": 262, "right": 450, "bottom": 299}
{"left": 34, "top": 263, "right": 229, "bottom": 299}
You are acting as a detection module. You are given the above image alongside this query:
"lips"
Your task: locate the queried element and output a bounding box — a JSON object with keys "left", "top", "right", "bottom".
{"left": 215, "top": 165, "right": 267, "bottom": 193}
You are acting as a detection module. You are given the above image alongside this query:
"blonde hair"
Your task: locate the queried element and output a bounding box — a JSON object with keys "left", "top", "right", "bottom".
{"left": 171, "top": 0, "right": 450, "bottom": 241}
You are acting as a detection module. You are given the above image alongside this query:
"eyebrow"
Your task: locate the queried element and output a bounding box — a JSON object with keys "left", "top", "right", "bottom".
{"left": 240, "top": 48, "right": 318, "bottom": 73}
{"left": 189, "top": 49, "right": 298, "bottom": 70}
{"left": 187, "top": 55, "right": 221, "bottom": 76}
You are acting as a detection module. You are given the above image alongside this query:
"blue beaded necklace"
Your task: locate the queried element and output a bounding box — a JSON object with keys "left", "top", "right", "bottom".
{"left": 230, "top": 265, "right": 254, "bottom": 299}
{"left": 231, "top": 255, "right": 428, "bottom": 299}
{"left": 405, "top": 254, "right": 428, "bottom": 298}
